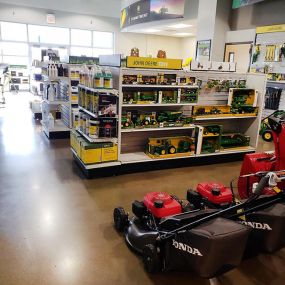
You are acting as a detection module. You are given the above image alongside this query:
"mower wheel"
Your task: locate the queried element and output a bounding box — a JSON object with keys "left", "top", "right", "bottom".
{"left": 142, "top": 244, "right": 161, "bottom": 273}
{"left": 113, "top": 207, "right": 128, "bottom": 232}
{"left": 262, "top": 130, "right": 273, "bottom": 142}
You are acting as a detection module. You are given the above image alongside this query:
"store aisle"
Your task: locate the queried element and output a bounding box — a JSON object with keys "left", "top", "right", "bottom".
{"left": 0, "top": 93, "right": 284, "bottom": 285}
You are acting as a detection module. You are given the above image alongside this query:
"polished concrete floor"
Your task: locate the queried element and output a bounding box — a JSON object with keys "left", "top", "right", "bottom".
{"left": 0, "top": 92, "right": 284, "bottom": 285}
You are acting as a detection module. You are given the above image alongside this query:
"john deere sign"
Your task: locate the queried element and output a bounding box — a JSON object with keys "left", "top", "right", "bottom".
{"left": 232, "top": 0, "right": 265, "bottom": 9}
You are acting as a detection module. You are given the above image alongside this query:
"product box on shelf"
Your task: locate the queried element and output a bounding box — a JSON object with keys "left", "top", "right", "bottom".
{"left": 220, "top": 133, "right": 250, "bottom": 150}
{"left": 146, "top": 136, "right": 195, "bottom": 159}
{"left": 201, "top": 125, "right": 222, "bottom": 154}
{"left": 80, "top": 141, "right": 102, "bottom": 164}
{"left": 157, "top": 111, "right": 183, "bottom": 127}
{"left": 97, "top": 94, "right": 118, "bottom": 117}
{"left": 138, "top": 91, "right": 158, "bottom": 104}
{"left": 179, "top": 88, "right": 199, "bottom": 103}
{"left": 160, "top": 90, "right": 178, "bottom": 103}
{"left": 157, "top": 73, "right": 177, "bottom": 85}
{"left": 122, "top": 75, "right": 138, "bottom": 85}
{"left": 228, "top": 88, "right": 258, "bottom": 107}
{"left": 99, "top": 118, "right": 117, "bottom": 138}
{"left": 132, "top": 111, "right": 158, "bottom": 128}
{"left": 192, "top": 105, "right": 231, "bottom": 117}
{"left": 141, "top": 75, "right": 157, "bottom": 85}
{"left": 123, "top": 92, "right": 138, "bottom": 104}
{"left": 101, "top": 143, "right": 118, "bottom": 162}
{"left": 177, "top": 76, "right": 196, "bottom": 86}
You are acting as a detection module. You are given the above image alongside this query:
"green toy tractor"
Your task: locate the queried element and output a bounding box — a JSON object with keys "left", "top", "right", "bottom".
{"left": 260, "top": 110, "right": 285, "bottom": 142}
{"left": 154, "top": 139, "right": 176, "bottom": 155}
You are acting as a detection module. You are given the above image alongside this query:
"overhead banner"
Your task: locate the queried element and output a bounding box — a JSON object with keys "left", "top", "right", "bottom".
{"left": 121, "top": 0, "right": 185, "bottom": 29}
{"left": 232, "top": 0, "right": 265, "bottom": 9}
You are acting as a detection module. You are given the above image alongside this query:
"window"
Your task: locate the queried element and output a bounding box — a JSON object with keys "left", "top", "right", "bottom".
{"left": 93, "top": 48, "right": 113, "bottom": 57}
{"left": 93, "top": 31, "right": 113, "bottom": 49}
{"left": 1, "top": 42, "right": 29, "bottom": 56}
{"left": 70, "top": 47, "right": 93, "bottom": 57}
{"left": 71, "top": 29, "right": 92, "bottom": 47}
{"left": 1, "top": 22, "right": 27, "bottom": 42}
{"left": 3, "top": 56, "right": 29, "bottom": 66}
{"left": 28, "top": 25, "right": 69, "bottom": 45}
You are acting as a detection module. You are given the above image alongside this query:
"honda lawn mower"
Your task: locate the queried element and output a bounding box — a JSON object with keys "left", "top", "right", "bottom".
{"left": 113, "top": 112, "right": 285, "bottom": 278}
{"left": 113, "top": 171, "right": 285, "bottom": 278}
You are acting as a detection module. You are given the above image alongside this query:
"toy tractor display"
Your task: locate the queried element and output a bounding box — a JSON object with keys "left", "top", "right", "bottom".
{"left": 157, "top": 111, "right": 183, "bottom": 123}
{"left": 180, "top": 88, "right": 199, "bottom": 103}
{"left": 121, "top": 113, "right": 134, "bottom": 129}
{"left": 259, "top": 110, "right": 285, "bottom": 142}
{"left": 229, "top": 89, "right": 257, "bottom": 111}
{"left": 138, "top": 91, "right": 158, "bottom": 103}
{"left": 161, "top": 90, "right": 178, "bottom": 103}
{"left": 147, "top": 136, "right": 195, "bottom": 158}
{"left": 221, "top": 133, "right": 250, "bottom": 149}
{"left": 201, "top": 139, "right": 220, "bottom": 153}
{"left": 134, "top": 112, "right": 158, "bottom": 127}
{"left": 203, "top": 125, "right": 221, "bottom": 135}
{"left": 123, "top": 92, "right": 138, "bottom": 104}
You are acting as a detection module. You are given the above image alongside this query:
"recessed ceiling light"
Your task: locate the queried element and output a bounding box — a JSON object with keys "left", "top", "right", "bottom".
{"left": 144, "top": 29, "right": 162, "bottom": 33}
{"left": 168, "top": 24, "right": 192, "bottom": 29}
{"left": 174, "top": 32, "right": 193, "bottom": 36}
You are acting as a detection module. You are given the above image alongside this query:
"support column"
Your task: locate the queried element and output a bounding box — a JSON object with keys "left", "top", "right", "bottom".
{"left": 196, "top": 0, "right": 231, "bottom": 61}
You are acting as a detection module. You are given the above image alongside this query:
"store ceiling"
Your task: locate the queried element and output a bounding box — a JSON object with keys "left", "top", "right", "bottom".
{"left": 0, "top": 0, "right": 121, "bottom": 18}
{"left": 122, "top": 19, "right": 197, "bottom": 38}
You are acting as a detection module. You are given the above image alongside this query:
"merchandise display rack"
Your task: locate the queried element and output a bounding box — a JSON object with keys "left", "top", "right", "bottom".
{"left": 71, "top": 61, "right": 266, "bottom": 177}
{"left": 41, "top": 68, "right": 69, "bottom": 139}
{"left": 9, "top": 66, "right": 30, "bottom": 92}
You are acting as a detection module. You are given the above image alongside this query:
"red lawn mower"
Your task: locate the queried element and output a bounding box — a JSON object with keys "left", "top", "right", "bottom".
{"left": 113, "top": 112, "right": 285, "bottom": 278}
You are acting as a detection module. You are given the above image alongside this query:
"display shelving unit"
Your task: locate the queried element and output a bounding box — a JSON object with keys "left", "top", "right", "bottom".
{"left": 41, "top": 73, "right": 70, "bottom": 139}
{"left": 71, "top": 61, "right": 266, "bottom": 177}
{"left": 9, "top": 66, "right": 30, "bottom": 92}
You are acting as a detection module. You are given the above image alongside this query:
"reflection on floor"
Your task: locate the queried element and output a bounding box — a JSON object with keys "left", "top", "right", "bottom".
{"left": 0, "top": 92, "right": 284, "bottom": 285}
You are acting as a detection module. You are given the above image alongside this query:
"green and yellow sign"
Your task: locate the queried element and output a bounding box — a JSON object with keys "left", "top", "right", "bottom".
{"left": 126, "top": 56, "right": 182, "bottom": 70}
{"left": 232, "top": 0, "right": 265, "bottom": 9}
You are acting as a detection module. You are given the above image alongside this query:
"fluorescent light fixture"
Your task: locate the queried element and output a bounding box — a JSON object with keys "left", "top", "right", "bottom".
{"left": 174, "top": 32, "right": 193, "bottom": 36}
{"left": 168, "top": 24, "right": 192, "bottom": 29}
{"left": 144, "top": 29, "right": 161, "bottom": 33}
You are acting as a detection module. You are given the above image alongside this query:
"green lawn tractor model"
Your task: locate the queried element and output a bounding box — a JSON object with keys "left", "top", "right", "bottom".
{"left": 260, "top": 110, "right": 285, "bottom": 142}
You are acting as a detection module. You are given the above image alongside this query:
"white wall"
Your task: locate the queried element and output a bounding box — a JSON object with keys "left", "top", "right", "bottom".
{"left": 0, "top": 0, "right": 120, "bottom": 18}
{"left": 180, "top": 37, "right": 197, "bottom": 61}
{"left": 226, "top": 29, "right": 256, "bottom": 43}
{"left": 0, "top": 2, "right": 184, "bottom": 59}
